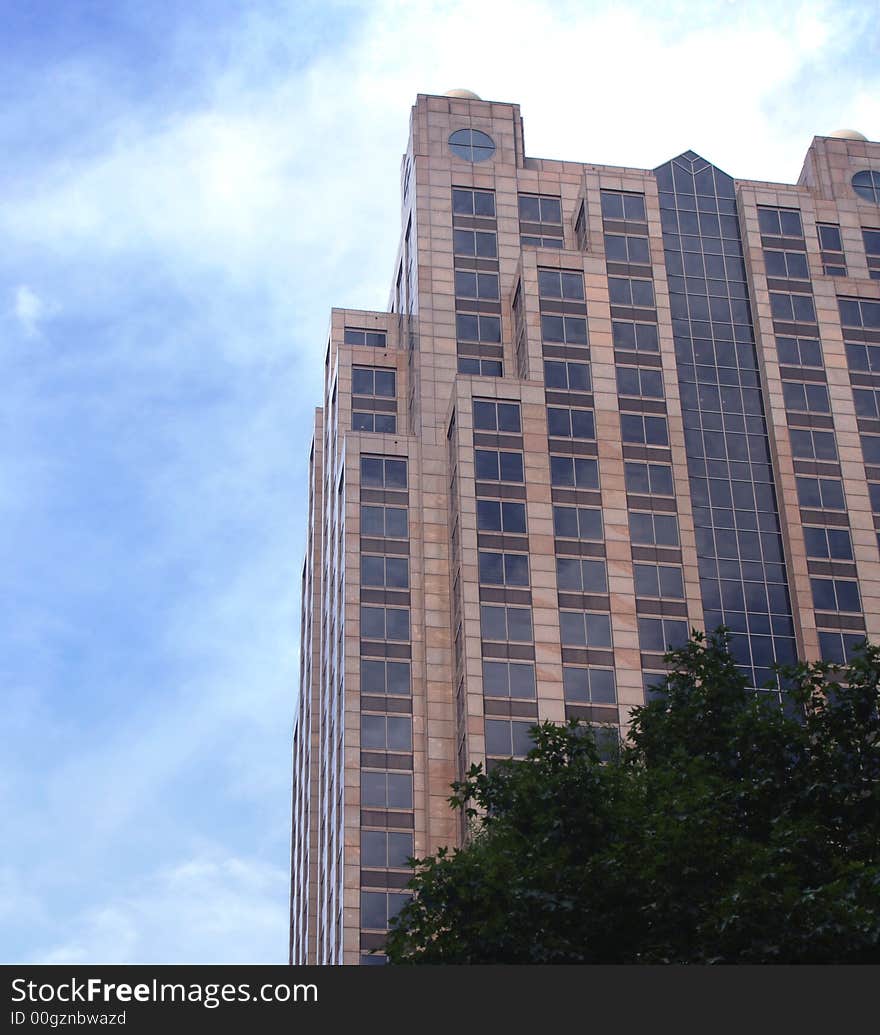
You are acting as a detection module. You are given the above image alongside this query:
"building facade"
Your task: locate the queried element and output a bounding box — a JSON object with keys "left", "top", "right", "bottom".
{"left": 290, "top": 91, "right": 880, "bottom": 965}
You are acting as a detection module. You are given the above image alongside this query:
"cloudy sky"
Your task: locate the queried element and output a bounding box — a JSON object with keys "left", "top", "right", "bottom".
{"left": 1, "top": 0, "right": 877, "bottom": 964}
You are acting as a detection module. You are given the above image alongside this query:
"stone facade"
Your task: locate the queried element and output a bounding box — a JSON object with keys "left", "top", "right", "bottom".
{"left": 290, "top": 93, "right": 880, "bottom": 965}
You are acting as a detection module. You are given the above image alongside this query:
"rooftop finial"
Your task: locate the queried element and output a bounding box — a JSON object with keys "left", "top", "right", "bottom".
{"left": 829, "top": 128, "right": 868, "bottom": 141}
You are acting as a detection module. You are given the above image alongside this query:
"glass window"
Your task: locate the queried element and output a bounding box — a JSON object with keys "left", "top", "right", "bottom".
{"left": 360, "top": 659, "right": 411, "bottom": 695}
{"left": 852, "top": 170, "right": 880, "bottom": 204}
{"left": 629, "top": 511, "right": 680, "bottom": 546}
{"left": 864, "top": 228, "right": 880, "bottom": 255}
{"left": 861, "top": 434, "right": 880, "bottom": 464}
{"left": 575, "top": 203, "right": 588, "bottom": 250}
{"left": 453, "top": 228, "right": 497, "bottom": 258}
{"left": 361, "top": 714, "right": 412, "bottom": 752}
{"left": 781, "top": 381, "right": 830, "bottom": 413}
{"left": 361, "top": 891, "right": 411, "bottom": 930}
{"left": 845, "top": 343, "right": 880, "bottom": 373}
{"left": 448, "top": 128, "right": 495, "bottom": 163}
{"left": 616, "top": 366, "right": 664, "bottom": 398}
{"left": 361, "top": 555, "right": 409, "bottom": 589}
{"left": 600, "top": 190, "right": 646, "bottom": 222}
{"left": 621, "top": 413, "right": 669, "bottom": 446}
{"left": 789, "top": 428, "right": 838, "bottom": 461}
{"left": 480, "top": 604, "right": 533, "bottom": 642}
{"left": 519, "top": 194, "right": 564, "bottom": 247}
{"left": 519, "top": 194, "right": 562, "bottom": 223}
{"left": 361, "top": 830, "right": 413, "bottom": 870}
{"left": 474, "top": 448, "right": 524, "bottom": 483}
{"left": 548, "top": 406, "right": 596, "bottom": 439}
{"left": 451, "top": 187, "right": 496, "bottom": 217}
{"left": 473, "top": 399, "right": 521, "bottom": 433}
{"left": 550, "top": 455, "right": 600, "bottom": 489}
{"left": 454, "top": 270, "right": 500, "bottom": 300}
{"left": 544, "top": 360, "right": 592, "bottom": 391}
{"left": 360, "top": 505, "right": 408, "bottom": 538}
{"left": 818, "top": 631, "right": 864, "bottom": 665}
{"left": 605, "top": 233, "right": 650, "bottom": 264}
{"left": 795, "top": 476, "right": 845, "bottom": 511}
{"left": 853, "top": 388, "right": 880, "bottom": 419}
{"left": 476, "top": 499, "right": 527, "bottom": 534}
{"left": 838, "top": 297, "right": 880, "bottom": 329}
{"left": 823, "top": 263, "right": 848, "bottom": 278}
{"left": 811, "top": 578, "right": 862, "bottom": 613}
{"left": 612, "top": 320, "right": 659, "bottom": 351}
{"left": 556, "top": 556, "right": 608, "bottom": 593}
{"left": 633, "top": 563, "right": 685, "bottom": 599}
{"left": 559, "top": 611, "right": 613, "bottom": 648}
{"left": 538, "top": 268, "right": 585, "bottom": 300}
{"left": 485, "top": 719, "right": 535, "bottom": 758}
{"left": 360, "top": 606, "right": 410, "bottom": 641}
{"left": 817, "top": 223, "right": 843, "bottom": 251}
{"left": 353, "top": 367, "right": 396, "bottom": 397}
{"left": 763, "top": 248, "right": 810, "bottom": 279}
{"left": 458, "top": 357, "right": 503, "bottom": 377}
{"left": 609, "top": 277, "right": 655, "bottom": 308}
{"left": 360, "top": 771, "right": 413, "bottom": 809}
{"left": 456, "top": 313, "right": 501, "bottom": 343}
{"left": 817, "top": 223, "right": 848, "bottom": 276}
{"left": 643, "top": 672, "right": 666, "bottom": 700}
{"left": 482, "top": 660, "right": 536, "bottom": 699}
{"left": 776, "top": 336, "right": 823, "bottom": 368}
{"left": 360, "top": 456, "right": 407, "bottom": 489}
{"left": 521, "top": 235, "right": 564, "bottom": 249}
{"left": 552, "top": 505, "right": 603, "bottom": 540}
{"left": 353, "top": 412, "right": 396, "bottom": 434}
{"left": 624, "top": 462, "right": 674, "bottom": 496}
{"left": 802, "top": 526, "right": 853, "bottom": 560}
{"left": 478, "top": 551, "right": 529, "bottom": 586}
{"left": 770, "top": 292, "right": 816, "bottom": 323}
{"left": 638, "top": 617, "right": 689, "bottom": 652}
{"left": 758, "top": 206, "right": 804, "bottom": 238}
{"left": 344, "top": 327, "right": 387, "bottom": 348}
{"left": 562, "top": 666, "right": 617, "bottom": 704}
{"left": 540, "top": 314, "right": 588, "bottom": 345}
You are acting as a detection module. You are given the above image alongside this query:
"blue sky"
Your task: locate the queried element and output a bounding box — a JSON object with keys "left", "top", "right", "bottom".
{"left": 1, "top": 0, "right": 877, "bottom": 964}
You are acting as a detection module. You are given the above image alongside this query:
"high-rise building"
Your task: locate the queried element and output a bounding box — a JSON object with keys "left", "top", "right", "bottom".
{"left": 289, "top": 90, "right": 880, "bottom": 965}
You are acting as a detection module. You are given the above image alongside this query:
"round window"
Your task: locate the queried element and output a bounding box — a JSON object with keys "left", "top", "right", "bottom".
{"left": 852, "top": 170, "right": 880, "bottom": 204}
{"left": 448, "top": 128, "right": 496, "bottom": 163}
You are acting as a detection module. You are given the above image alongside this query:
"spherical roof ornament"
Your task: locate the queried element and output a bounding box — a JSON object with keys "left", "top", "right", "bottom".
{"left": 829, "top": 128, "right": 868, "bottom": 141}
{"left": 444, "top": 88, "right": 482, "bottom": 100}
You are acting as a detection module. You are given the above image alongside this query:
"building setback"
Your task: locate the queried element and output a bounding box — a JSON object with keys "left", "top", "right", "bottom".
{"left": 290, "top": 90, "right": 880, "bottom": 965}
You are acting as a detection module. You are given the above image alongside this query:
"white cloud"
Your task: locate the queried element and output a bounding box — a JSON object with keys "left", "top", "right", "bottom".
{"left": 33, "top": 854, "right": 287, "bottom": 964}
{"left": 13, "top": 285, "right": 52, "bottom": 337}
{"left": 3, "top": 2, "right": 875, "bottom": 310}
{"left": 1, "top": 0, "right": 878, "bottom": 966}
{"left": 0, "top": 866, "right": 47, "bottom": 927}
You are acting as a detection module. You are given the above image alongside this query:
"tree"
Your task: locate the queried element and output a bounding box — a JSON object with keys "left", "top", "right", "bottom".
{"left": 385, "top": 631, "right": 880, "bottom": 963}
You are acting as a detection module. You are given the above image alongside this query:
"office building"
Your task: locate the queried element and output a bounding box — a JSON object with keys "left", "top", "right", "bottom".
{"left": 290, "top": 90, "right": 880, "bottom": 965}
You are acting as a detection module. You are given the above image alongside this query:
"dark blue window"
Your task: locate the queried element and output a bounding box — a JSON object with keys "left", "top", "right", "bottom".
{"left": 655, "top": 153, "right": 795, "bottom": 690}
{"left": 449, "top": 128, "right": 495, "bottom": 163}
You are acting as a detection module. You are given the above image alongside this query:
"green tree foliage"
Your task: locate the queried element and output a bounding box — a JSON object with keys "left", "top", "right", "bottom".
{"left": 385, "top": 632, "right": 880, "bottom": 963}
